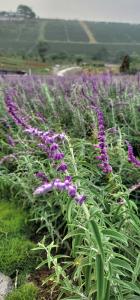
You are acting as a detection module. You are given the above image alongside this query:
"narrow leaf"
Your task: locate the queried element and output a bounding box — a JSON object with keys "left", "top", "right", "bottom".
{"left": 102, "top": 229, "right": 128, "bottom": 246}
{"left": 88, "top": 220, "right": 104, "bottom": 259}
{"left": 111, "top": 258, "right": 133, "bottom": 273}
{"left": 96, "top": 254, "right": 104, "bottom": 300}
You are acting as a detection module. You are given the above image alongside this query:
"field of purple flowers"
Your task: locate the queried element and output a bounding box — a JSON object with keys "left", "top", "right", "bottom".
{"left": 0, "top": 73, "right": 140, "bottom": 299}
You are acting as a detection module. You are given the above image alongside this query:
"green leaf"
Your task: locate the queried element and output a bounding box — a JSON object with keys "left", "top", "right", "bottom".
{"left": 67, "top": 198, "right": 74, "bottom": 223}
{"left": 102, "top": 229, "right": 128, "bottom": 246}
{"left": 84, "top": 265, "right": 93, "bottom": 296}
{"left": 72, "top": 234, "right": 83, "bottom": 256}
{"left": 63, "top": 231, "right": 82, "bottom": 242}
{"left": 104, "top": 279, "right": 110, "bottom": 300}
{"left": 111, "top": 258, "right": 133, "bottom": 273}
{"left": 96, "top": 254, "right": 105, "bottom": 300}
{"left": 115, "top": 280, "right": 140, "bottom": 295}
{"left": 126, "top": 296, "right": 140, "bottom": 300}
{"left": 88, "top": 220, "right": 104, "bottom": 259}
{"left": 132, "top": 252, "right": 140, "bottom": 283}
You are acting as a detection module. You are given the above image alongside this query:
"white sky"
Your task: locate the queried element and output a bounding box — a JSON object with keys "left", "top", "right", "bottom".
{"left": 0, "top": 0, "right": 140, "bottom": 23}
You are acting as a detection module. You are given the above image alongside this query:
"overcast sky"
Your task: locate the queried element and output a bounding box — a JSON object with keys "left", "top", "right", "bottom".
{"left": 0, "top": 0, "right": 140, "bottom": 23}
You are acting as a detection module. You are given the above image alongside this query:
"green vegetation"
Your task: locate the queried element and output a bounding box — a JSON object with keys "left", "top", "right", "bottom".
{"left": 0, "top": 201, "right": 38, "bottom": 296}
{"left": 1, "top": 19, "right": 140, "bottom": 61}
{"left": 6, "top": 283, "right": 38, "bottom": 300}
{"left": 1, "top": 73, "right": 140, "bottom": 299}
{"left": 0, "top": 202, "right": 27, "bottom": 235}
{"left": 0, "top": 237, "right": 35, "bottom": 275}
{"left": 86, "top": 21, "right": 140, "bottom": 43}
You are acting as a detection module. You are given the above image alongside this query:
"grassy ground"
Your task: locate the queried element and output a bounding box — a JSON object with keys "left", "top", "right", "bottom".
{"left": 0, "top": 56, "right": 50, "bottom": 74}
{"left": 0, "top": 201, "right": 39, "bottom": 299}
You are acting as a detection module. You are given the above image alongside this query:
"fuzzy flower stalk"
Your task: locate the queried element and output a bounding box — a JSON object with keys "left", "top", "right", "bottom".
{"left": 5, "top": 91, "right": 28, "bottom": 128}
{"left": 5, "top": 92, "right": 86, "bottom": 205}
{"left": 126, "top": 141, "right": 140, "bottom": 167}
{"left": 82, "top": 90, "right": 112, "bottom": 173}
{"left": 93, "top": 106, "right": 112, "bottom": 173}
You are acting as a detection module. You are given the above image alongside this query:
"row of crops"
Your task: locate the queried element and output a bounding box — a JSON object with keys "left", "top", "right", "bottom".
{"left": 44, "top": 20, "right": 89, "bottom": 42}
{"left": 0, "top": 72, "right": 140, "bottom": 299}
{"left": 86, "top": 22, "right": 140, "bottom": 43}
{"left": 1, "top": 19, "right": 140, "bottom": 57}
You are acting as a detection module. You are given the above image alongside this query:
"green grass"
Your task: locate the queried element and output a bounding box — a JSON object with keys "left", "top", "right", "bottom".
{"left": 0, "top": 237, "right": 35, "bottom": 276}
{"left": 0, "top": 202, "right": 27, "bottom": 235}
{"left": 0, "top": 201, "right": 38, "bottom": 283}
{"left": 6, "top": 283, "right": 38, "bottom": 300}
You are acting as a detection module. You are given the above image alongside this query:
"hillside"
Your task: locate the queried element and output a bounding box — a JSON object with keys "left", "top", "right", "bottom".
{"left": 1, "top": 18, "right": 140, "bottom": 61}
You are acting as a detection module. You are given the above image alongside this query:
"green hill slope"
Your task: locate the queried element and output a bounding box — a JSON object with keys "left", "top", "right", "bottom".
{"left": 1, "top": 18, "right": 140, "bottom": 61}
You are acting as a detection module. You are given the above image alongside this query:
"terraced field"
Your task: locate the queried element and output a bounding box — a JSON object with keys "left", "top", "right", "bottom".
{"left": 1, "top": 19, "right": 140, "bottom": 59}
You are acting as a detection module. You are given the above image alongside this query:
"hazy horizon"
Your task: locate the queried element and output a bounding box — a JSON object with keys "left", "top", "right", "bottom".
{"left": 0, "top": 0, "right": 140, "bottom": 24}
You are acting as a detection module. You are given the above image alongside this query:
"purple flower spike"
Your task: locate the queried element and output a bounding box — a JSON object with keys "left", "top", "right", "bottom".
{"left": 126, "top": 141, "right": 140, "bottom": 168}
{"left": 34, "top": 182, "right": 53, "bottom": 195}
{"left": 92, "top": 106, "right": 112, "bottom": 173}
{"left": 54, "top": 179, "right": 66, "bottom": 190}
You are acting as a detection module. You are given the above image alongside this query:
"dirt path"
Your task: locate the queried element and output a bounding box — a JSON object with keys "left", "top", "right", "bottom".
{"left": 79, "top": 20, "right": 97, "bottom": 44}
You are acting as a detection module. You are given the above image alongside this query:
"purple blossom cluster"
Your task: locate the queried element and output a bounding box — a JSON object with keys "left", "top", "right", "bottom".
{"left": 93, "top": 106, "right": 112, "bottom": 173}
{"left": 30, "top": 126, "right": 86, "bottom": 204}
{"left": 34, "top": 176, "right": 86, "bottom": 205}
{"left": 5, "top": 92, "right": 28, "bottom": 128}
{"left": 126, "top": 141, "right": 140, "bottom": 168}
{"left": 81, "top": 90, "right": 112, "bottom": 173}
{"left": 5, "top": 91, "right": 86, "bottom": 205}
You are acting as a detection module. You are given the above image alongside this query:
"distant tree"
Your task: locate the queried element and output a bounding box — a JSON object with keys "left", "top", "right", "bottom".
{"left": 16, "top": 5, "right": 36, "bottom": 18}
{"left": 120, "top": 55, "right": 130, "bottom": 73}
{"left": 37, "top": 41, "right": 48, "bottom": 62}
{"left": 75, "top": 55, "right": 83, "bottom": 65}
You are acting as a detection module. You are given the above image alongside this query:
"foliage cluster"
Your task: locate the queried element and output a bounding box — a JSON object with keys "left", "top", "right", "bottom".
{"left": 0, "top": 73, "right": 140, "bottom": 299}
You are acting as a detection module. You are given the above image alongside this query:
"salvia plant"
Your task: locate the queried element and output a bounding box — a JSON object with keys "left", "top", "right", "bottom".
{"left": 0, "top": 73, "right": 140, "bottom": 299}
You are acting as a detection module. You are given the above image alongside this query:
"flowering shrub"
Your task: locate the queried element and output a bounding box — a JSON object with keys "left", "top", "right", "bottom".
{"left": 1, "top": 73, "right": 140, "bottom": 299}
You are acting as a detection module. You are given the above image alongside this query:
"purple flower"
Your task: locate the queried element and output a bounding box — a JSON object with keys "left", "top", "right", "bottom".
{"left": 52, "top": 152, "right": 64, "bottom": 160}
{"left": 75, "top": 194, "right": 86, "bottom": 205}
{"left": 57, "top": 162, "right": 67, "bottom": 172}
{"left": 5, "top": 92, "right": 28, "bottom": 128}
{"left": 65, "top": 175, "right": 72, "bottom": 182}
{"left": 50, "top": 143, "right": 59, "bottom": 151}
{"left": 126, "top": 141, "right": 140, "bottom": 168}
{"left": 53, "top": 179, "right": 66, "bottom": 190}
{"left": 33, "top": 182, "right": 53, "bottom": 195}
{"left": 68, "top": 185, "right": 77, "bottom": 198}
{"left": 93, "top": 107, "right": 112, "bottom": 173}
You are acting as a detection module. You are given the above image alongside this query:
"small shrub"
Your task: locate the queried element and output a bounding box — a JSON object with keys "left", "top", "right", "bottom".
{"left": 6, "top": 283, "right": 38, "bottom": 300}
